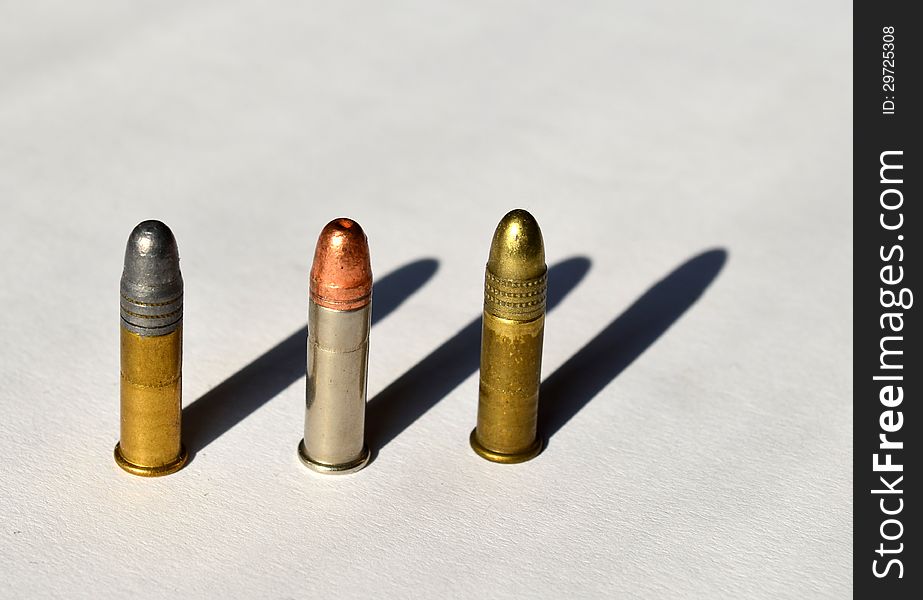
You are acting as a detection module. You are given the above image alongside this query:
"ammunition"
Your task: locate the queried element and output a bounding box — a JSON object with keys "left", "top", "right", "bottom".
{"left": 114, "top": 220, "right": 188, "bottom": 476}
{"left": 298, "top": 218, "right": 372, "bottom": 474}
{"left": 470, "top": 209, "right": 546, "bottom": 463}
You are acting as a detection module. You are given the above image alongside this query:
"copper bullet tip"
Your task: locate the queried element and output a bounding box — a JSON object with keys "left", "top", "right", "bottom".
{"left": 310, "top": 218, "right": 373, "bottom": 311}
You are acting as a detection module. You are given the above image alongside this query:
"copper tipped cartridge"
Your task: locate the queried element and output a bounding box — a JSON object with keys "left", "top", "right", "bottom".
{"left": 115, "top": 220, "right": 188, "bottom": 476}
{"left": 298, "top": 218, "right": 373, "bottom": 474}
{"left": 470, "top": 209, "right": 547, "bottom": 463}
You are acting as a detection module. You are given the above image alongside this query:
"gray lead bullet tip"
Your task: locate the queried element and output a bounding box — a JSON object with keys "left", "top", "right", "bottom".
{"left": 125, "top": 219, "right": 179, "bottom": 260}
{"left": 120, "top": 220, "right": 183, "bottom": 335}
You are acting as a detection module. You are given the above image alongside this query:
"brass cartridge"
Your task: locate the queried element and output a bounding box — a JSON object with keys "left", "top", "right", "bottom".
{"left": 114, "top": 220, "right": 188, "bottom": 476}
{"left": 470, "top": 209, "right": 546, "bottom": 463}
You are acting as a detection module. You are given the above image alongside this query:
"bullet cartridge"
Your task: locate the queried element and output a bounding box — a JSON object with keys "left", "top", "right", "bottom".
{"left": 115, "top": 220, "right": 188, "bottom": 476}
{"left": 470, "top": 209, "right": 546, "bottom": 463}
{"left": 298, "top": 218, "right": 372, "bottom": 474}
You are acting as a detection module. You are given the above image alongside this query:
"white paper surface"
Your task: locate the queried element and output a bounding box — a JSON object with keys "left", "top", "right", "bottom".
{"left": 0, "top": 1, "right": 851, "bottom": 598}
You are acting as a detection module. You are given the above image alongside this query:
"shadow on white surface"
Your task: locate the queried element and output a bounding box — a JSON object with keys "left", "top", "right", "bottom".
{"left": 539, "top": 248, "right": 728, "bottom": 444}
{"left": 182, "top": 258, "right": 439, "bottom": 456}
{"left": 182, "top": 250, "right": 724, "bottom": 461}
{"left": 366, "top": 256, "right": 592, "bottom": 453}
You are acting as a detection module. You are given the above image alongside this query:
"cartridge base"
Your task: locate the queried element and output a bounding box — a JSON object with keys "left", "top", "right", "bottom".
{"left": 297, "top": 439, "right": 370, "bottom": 475}
{"left": 114, "top": 443, "right": 188, "bottom": 477}
{"left": 469, "top": 429, "right": 543, "bottom": 464}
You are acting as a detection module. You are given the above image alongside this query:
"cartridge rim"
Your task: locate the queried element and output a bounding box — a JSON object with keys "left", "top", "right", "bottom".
{"left": 469, "top": 429, "right": 543, "bottom": 464}
{"left": 114, "top": 443, "right": 188, "bottom": 477}
{"left": 297, "top": 439, "right": 371, "bottom": 475}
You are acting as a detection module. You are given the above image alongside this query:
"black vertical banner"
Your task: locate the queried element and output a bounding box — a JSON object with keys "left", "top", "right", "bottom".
{"left": 855, "top": 2, "right": 921, "bottom": 597}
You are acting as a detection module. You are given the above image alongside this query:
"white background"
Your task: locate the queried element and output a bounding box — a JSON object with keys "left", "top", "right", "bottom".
{"left": 0, "top": 1, "right": 851, "bottom": 598}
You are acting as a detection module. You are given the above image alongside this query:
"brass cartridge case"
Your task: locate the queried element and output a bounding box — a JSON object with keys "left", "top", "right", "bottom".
{"left": 298, "top": 218, "right": 372, "bottom": 474}
{"left": 114, "top": 220, "right": 188, "bottom": 476}
{"left": 470, "top": 209, "right": 546, "bottom": 463}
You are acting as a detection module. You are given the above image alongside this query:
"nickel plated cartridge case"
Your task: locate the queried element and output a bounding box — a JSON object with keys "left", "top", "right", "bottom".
{"left": 470, "top": 209, "right": 546, "bottom": 464}
{"left": 115, "top": 220, "right": 188, "bottom": 476}
{"left": 298, "top": 218, "right": 372, "bottom": 474}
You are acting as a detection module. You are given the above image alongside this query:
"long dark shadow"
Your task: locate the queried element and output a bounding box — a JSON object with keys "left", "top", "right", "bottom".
{"left": 184, "top": 258, "right": 439, "bottom": 454}
{"left": 366, "top": 256, "right": 592, "bottom": 451}
{"left": 539, "top": 249, "right": 728, "bottom": 442}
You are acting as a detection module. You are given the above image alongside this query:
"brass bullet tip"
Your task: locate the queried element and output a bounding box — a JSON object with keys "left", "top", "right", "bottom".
{"left": 120, "top": 220, "right": 183, "bottom": 336}
{"left": 310, "top": 218, "right": 373, "bottom": 311}
{"left": 484, "top": 209, "right": 547, "bottom": 322}
{"left": 487, "top": 209, "right": 546, "bottom": 283}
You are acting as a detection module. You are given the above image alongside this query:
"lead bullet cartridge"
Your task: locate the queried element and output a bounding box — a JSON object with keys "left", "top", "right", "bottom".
{"left": 470, "top": 209, "right": 546, "bottom": 463}
{"left": 115, "top": 220, "right": 188, "bottom": 476}
{"left": 298, "top": 218, "right": 373, "bottom": 474}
